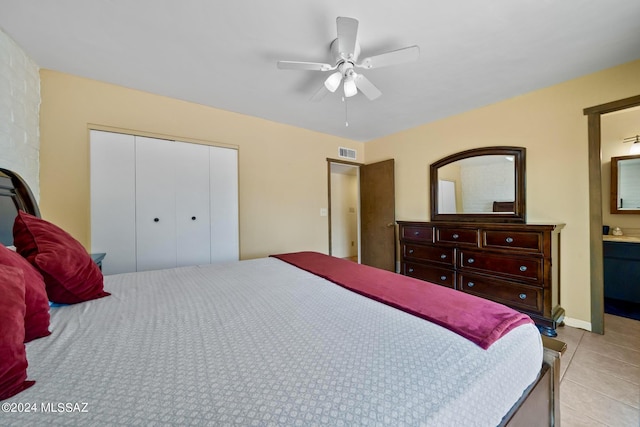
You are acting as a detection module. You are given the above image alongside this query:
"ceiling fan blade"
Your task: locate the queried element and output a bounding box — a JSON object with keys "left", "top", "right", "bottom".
{"left": 310, "top": 84, "right": 330, "bottom": 102}
{"left": 356, "top": 45, "right": 420, "bottom": 69}
{"left": 277, "top": 61, "right": 335, "bottom": 71}
{"left": 354, "top": 74, "right": 382, "bottom": 100}
{"left": 336, "top": 17, "right": 359, "bottom": 60}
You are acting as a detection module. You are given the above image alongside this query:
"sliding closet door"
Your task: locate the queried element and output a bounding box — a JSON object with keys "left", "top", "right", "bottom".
{"left": 175, "top": 142, "right": 211, "bottom": 267}
{"left": 90, "top": 130, "right": 136, "bottom": 275}
{"left": 91, "top": 130, "right": 239, "bottom": 273}
{"left": 135, "top": 137, "right": 177, "bottom": 272}
{"left": 210, "top": 146, "right": 239, "bottom": 261}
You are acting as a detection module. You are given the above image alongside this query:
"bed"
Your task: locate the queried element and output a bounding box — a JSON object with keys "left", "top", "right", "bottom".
{"left": 0, "top": 167, "right": 565, "bottom": 426}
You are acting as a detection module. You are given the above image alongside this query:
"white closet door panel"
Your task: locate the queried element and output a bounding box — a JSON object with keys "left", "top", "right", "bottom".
{"left": 175, "top": 142, "right": 211, "bottom": 267}
{"left": 90, "top": 130, "right": 136, "bottom": 275}
{"left": 135, "top": 136, "right": 177, "bottom": 271}
{"left": 210, "top": 146, "right": 239, "bottom": 261}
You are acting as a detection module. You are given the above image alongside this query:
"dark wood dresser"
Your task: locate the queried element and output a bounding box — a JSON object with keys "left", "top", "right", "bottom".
{"left": 397, "top": 221, "right": 565, "bottom": 336}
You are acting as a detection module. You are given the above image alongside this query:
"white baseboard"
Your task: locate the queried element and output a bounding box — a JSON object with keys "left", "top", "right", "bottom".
{"left": 563, "top": 316, "right": 592, "bottom": 332}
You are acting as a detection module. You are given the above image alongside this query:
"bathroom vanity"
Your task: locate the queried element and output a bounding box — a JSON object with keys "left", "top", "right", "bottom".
{"left": 603, "top": 236, "right": 640, "bottom": 303}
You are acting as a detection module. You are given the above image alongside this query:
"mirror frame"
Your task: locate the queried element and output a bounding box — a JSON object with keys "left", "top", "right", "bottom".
{"left": 610, "top": 154, "right": 640, "bottom": 215}
{"left": 430, "top": 146, "right": 526, "bottom": 223}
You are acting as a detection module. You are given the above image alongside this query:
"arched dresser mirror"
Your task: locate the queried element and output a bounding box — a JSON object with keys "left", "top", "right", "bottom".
{"left": 430, "top": 146, "right": 526, "bottom": 223}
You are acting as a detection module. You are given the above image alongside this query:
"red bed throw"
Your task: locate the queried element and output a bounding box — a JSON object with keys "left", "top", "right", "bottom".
{"left": 271, "top": 252, "right": 533, "bottom": 349}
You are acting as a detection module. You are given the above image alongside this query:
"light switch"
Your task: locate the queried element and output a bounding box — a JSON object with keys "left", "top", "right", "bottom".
{"left": 320, "top": 208, "right": 328, "bottom": 217}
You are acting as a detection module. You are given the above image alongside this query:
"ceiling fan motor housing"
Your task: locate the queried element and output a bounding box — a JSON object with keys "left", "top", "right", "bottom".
{"left": 330, "top": 38, "right": 361, "bottom": 66}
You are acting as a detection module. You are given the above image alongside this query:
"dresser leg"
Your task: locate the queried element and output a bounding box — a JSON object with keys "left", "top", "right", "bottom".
{"left": 537, "top": 325, "right": 558, "bottom": 337}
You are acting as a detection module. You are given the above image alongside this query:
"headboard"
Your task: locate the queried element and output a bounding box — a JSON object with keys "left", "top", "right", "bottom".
{"left": 492, "top": 201, "right": 515, "bottom": 213}
{"left": 0, "top": 168, "right": 40, "bottom": 246}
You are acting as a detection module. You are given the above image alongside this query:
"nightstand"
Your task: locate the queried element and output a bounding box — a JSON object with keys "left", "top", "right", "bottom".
{"left": 90, "top": 253, "right": 106, "bottom": 271}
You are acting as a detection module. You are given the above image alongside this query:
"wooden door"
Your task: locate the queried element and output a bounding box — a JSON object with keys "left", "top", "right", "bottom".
{"left": 360, "top": 159, "right": 395, "bottom": 271}
{"left": 135, "top": 136, "right": 177, "bottom": 271}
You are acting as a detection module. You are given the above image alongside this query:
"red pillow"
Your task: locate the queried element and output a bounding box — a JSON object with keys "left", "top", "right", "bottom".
{"left": 0, "top": 244, "right": 50, "bottom": 342}
{"left": 13, "top": 211, "right": 110, "bottom": 304}
{"left": 0, "top": 265, "right": 35, "bottom": 401}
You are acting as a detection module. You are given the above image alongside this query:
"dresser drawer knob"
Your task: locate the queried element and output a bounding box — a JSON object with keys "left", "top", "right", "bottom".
{"left": 408, "top": 268, "right": 414, "bottom": 273}
{"left": 468, "top": 258, "right": 475, "bottom": 264}
{"left": 440, "top": 275, "right": 447, "bottom": 281}
{"left": 519, "top": 293, "right": 527, "bottom": 300}
{"left": 467, "top": 281, "right": 475, "bottom": 288}
{"left": 505, "top": 237, "right": 514, "bottom": 243}
{"left": 519, "top": 265, "right": 527, "bottom": 272}
{"left": 440, "top": 254, "right": 447, "bottom": 259}
{"left": 408, "top": 249, "right": 414, "bottom": 254}
{"left": 414, "top": 231, "right": 420, "bottom": 236}
{"left": 452, "top": 233, "right": 459, "bottom": 239}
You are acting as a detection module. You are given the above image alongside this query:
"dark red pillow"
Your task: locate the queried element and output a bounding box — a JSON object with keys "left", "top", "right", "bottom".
{"left": 0, "top": 244, "right": 50, "bottom": 342}
{"left": 13, "top": 211, "right": 110, "bottom": 304}
{"left": 0, "top": 265, "right": 35, "bottom": 401}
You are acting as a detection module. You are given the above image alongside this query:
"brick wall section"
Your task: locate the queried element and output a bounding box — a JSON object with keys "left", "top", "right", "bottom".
{"left": 0, "top": 29, "right": 40, "bottom": 201}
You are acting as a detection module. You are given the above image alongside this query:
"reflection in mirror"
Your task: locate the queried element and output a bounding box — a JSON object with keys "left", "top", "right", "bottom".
{"left": 430, "top": 146, "right": 526, "bottom": 223}
{"left": 437, "top": 155, "right": 515, "bottom": 214}
{"left": 611, "top": 155, "right": 640, "bottom": 214}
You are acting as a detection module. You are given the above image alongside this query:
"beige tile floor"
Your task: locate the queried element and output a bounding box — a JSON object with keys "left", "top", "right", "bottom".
{"left": 556, "top": 314, "right": 640, "bottom": 426}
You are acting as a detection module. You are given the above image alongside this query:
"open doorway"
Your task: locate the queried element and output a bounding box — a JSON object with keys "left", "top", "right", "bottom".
{"left": 584, "top": 94, "right": 640, "bottom": 334}
{"left": 328, "top": 161, "right": 360, "bottom": 262}
{"left": 327, "top": 158, "right": 396, "bottom": 271}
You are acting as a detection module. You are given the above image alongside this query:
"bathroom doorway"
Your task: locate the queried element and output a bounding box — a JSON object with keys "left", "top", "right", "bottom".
{"left": 584, "top": 93, "right": 640, "bottom": 333}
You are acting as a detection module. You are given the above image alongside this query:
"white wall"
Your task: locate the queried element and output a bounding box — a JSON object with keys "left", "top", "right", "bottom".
{"left": 330, "top": 171, "right": 358, "bottom": 258}
{"left": 0, "top": 29, "right": 40, "bottom": 200}
{"left": 460, "top": 161, "right": 514, "bottom": 212}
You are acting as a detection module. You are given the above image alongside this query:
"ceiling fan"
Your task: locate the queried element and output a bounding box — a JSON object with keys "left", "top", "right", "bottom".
{"left": 277, "top": 17, "right": 420, "bottom": 101}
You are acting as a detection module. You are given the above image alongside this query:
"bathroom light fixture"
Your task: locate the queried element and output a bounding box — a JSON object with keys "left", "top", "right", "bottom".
{"left": 624, "top": 135, "right": 640, "bottom": 155}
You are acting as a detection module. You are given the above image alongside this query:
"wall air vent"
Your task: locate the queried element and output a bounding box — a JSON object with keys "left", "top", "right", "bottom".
{"left": 338, "top": 147, "right": 357, "bottom": 160}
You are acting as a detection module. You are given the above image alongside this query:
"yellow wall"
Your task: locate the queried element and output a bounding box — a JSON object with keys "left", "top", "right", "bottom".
{"left": 40, "top": 60, "right": 640, "bottom": 326}
{"left": 365, "top": 59, "right": 640, "bottom": 326}
{"left": 39, "top": 70, "right": 363, "bottom": 260}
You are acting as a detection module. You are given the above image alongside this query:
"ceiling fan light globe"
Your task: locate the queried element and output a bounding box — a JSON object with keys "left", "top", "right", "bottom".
{"left": 344, "top": 79, "right": 357, "bottom": 97}
{"left": 324, "top": 71, "right": 343, "bottom": 92}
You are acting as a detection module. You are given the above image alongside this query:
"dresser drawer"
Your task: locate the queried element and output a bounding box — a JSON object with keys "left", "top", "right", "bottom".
{"left": 482, "top": 230, "right": 543, "bottom": 253}
{"left": 402, "top": 262, "right": 455, "bottom": 288}
{"left": 459, "top": 274, "right": 543, "bottom": 313}
{"left": 400, "top": 225, "right": 434, "bottom": 242}
{"left": 402, "top": 244, "right": 454, "bottom": 266}
{"left": 458, "top": 250, "right": 543, "bottom": 283}
{"left": 436, "top": 227, "right": 478, "bottom": 246}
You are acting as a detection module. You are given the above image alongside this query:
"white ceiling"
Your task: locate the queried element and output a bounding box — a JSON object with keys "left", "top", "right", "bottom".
{"left": 2, "top": 1, "right": 640, "bottom": 142}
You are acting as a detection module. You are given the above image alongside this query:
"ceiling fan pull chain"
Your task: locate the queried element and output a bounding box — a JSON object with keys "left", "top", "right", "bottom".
{"left": 344, "top": 96, "right": 349, "bottom": 127}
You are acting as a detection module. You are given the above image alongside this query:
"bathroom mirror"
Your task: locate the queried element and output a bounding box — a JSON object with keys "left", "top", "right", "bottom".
{"left": 610, "top": 154, "right": 640, "bottom": 214}
{"left": 430, "top": 146, "right": 526, "bottom": 223}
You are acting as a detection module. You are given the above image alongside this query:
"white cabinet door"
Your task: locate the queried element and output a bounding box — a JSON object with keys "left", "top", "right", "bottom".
{"left": 175, "top": 142, "right": 211, "bottom": 267}
{"left": 210, "top": 146, "right": 239, "bottom": 261}
{"left": 135, "top": 136, "right": 177, "bottom": 271}
{"left": 90, "top": 130, "right": 136, "bottom": 275}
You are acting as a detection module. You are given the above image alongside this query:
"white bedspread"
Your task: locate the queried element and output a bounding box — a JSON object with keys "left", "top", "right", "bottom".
{"left": 6, "top": 257, "right": 543, "bottom": 426}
